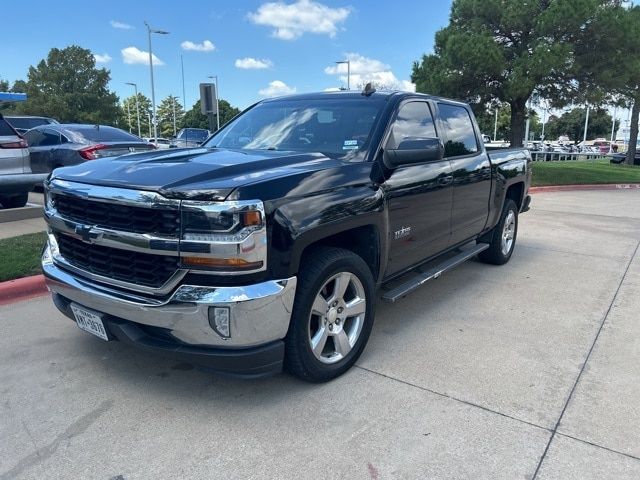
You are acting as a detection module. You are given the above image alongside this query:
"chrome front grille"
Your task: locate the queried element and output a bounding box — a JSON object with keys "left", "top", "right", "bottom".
{"left": 52, "top": 192, "right": 180, "bottom": 236}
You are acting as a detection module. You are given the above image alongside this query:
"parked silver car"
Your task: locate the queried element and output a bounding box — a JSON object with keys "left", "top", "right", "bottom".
{"left": 0, "top": 114, "right": 46, "bottom": 208}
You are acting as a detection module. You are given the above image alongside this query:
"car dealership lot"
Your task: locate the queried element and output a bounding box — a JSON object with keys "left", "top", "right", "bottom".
{"left": 1, "top": 189, "right": 639, "bottom": 480}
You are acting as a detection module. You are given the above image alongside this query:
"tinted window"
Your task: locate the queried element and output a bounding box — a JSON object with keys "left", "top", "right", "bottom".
{"left": 0, "top": 118, "right": 17, "bottom": 136}
{"left": 5, "top": 117, "right": 51, "bottom": 130}
{"left": 178, "top": 129, "right": 209, "bottom": 141}
{"left": 40, "top": 129, "right": 61, "bottom": 146}
{"left": 74, "top": 127, "right": 141, "bottom": 142}
{"left": 438, "top": 104, "right": 478, "bottom": 156}
{"left": 24, "top": 130, "right": 45, "bottom": 146}
{"left": 387, "top": 101, "right": 437, "bottom": 150}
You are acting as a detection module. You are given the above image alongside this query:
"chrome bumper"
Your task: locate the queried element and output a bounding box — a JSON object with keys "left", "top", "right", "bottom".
{"left": 42, "top": 244, "right": 297, "bottom": 348}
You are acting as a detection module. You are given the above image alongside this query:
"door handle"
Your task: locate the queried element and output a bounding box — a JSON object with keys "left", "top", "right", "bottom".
{"left": 438, "top": 175, "right": 453, "bottom": 186}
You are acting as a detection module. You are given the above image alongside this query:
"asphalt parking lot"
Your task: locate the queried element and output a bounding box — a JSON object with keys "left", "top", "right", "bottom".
{"left": 1, "top": 189, "right": 639, "bottom": 480}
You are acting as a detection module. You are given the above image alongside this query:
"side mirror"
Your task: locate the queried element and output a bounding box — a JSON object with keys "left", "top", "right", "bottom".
{"left": 383, "top": 137, "right": 444, "bottom": 169}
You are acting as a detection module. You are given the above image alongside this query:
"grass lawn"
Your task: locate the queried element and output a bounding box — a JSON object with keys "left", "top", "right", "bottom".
{"left": 0, "top": 232, "right": 47, "bottom": 282}
{"left": 532, "top": 159, "right": 640, "bottom": 186}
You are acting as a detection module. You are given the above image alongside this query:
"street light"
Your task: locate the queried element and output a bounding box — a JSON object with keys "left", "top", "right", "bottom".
{"left": 207, "top": 75, "right": 220, "bottom": 130}
{"left": 144, "top": 21, "right": 169, "bottom": 144}
{"left": 125, "top": 101, "right": 132, "bottom": 133}
{"left": 335, "top": 60, "right": 350, "bottom": 90}
{"left": 125, "top": 82, "right": 141, "bottom": 138}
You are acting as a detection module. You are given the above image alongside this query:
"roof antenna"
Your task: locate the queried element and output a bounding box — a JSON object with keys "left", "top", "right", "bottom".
{"left": 361, "top": 82, "right": 376, "bottom": 96}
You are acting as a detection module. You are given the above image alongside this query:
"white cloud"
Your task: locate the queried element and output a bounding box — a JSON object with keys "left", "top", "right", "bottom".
{"left": 110, "top": 20, "right": 134, "bottom": 30}
{"left": 248, "top": 0, "right": 350, "bottom": 40}
{"left": 258, "top": 80, "right": 296, "bottom": 97}
{"left": 235, "top": 57, "right": 273, "bottom": 69}
{"left": 121, "top": 46, "right": 165, "bottom": 66}
{"left": 180, "top": 40, "right": 216, "bottom": 52}
{"left": 325, "top": 53, "right": 415, "bottom": 91}
{"left": 93, "top": 53, "right": 112, "bottom": 64}
{"left": 323, "top": 87, "right": 342, "bottom": 92}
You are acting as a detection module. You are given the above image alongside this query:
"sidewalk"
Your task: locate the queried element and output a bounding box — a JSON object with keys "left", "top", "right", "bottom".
{"left": 0, "top": 192, "right": 46, "bottom": 240}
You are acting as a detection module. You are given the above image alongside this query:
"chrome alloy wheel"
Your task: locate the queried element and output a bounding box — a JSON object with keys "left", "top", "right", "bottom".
{"left": 501, "top": 210, "right": 516, "bottom": 256}
{"left": 308, "top": 272, "right": 367, "bottom": 364}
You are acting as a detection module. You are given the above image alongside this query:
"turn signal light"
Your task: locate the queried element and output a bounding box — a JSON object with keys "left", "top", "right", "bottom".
{"left": 241, "top": 211, "right": 262, "bottom": 226}
{"left": 181, "top": 256, "right": 263, "bottom": 270}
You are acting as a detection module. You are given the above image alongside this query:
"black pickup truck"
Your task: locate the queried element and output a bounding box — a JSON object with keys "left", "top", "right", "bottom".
{"left": 42, "top": 90, "right": 531, "bottom": 382}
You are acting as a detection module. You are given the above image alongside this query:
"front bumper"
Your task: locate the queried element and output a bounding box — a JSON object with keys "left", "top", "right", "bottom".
{"left": 42, "top": 245, "right": 297, "bottom": 377}
{"left": 0, "top": 173, "right": 47, "bottom": 193}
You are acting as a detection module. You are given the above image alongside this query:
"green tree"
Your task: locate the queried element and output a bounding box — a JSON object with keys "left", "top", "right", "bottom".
{"left": 476, "top": 104, "right": 542, "bottom": 142}
{"left": 13, "top": 46, "right": 120, "bottom": 125}
{"left": 122, "top": 93, "right": 152, "bottom": 137}
{"left": 157, "top": 95, "right": 184, "bottom": 138}
{"left": 411, "top": 0, "right": 610, "bottom": 147}
{"left": 182, "top": 99, "right": 241, "bottom": 132}
{"left": 573, "top": 5, "right": 640, "bottom": 163}
{"left": 544, "top": 108, "right": 617, "bottom": 142}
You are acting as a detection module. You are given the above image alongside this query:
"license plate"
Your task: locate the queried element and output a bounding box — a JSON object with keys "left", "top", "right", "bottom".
{"left": 70, "top": 303, "right": 110, "bottom": 341}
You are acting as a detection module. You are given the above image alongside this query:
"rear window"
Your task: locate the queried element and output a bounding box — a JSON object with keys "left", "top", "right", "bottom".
{"left": 438, "top": 103, "right": 479, "bottom": 157}
{"left": 74, "top": 127, "right": 141, "bottom": 142}
{"left": 0, "top": 118, "right": 17, "bottom": 136}
{"left": 178, "top": 129, "right": 208, "bottom": 141}
{"left": 5, "top": 117, "right": 50, "bottom": 130}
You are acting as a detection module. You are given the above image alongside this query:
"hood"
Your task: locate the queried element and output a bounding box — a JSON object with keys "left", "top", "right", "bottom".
{"left": 51, "top": 147, "right": 343, "bottom": 201}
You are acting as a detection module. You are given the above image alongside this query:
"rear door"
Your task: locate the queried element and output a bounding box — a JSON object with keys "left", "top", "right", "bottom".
{"left": 436, "top": 102, "right": 492, "bottom": 245}
{"left": 383, "top": 100, "right": 453, "bottom": 276}
{"left": 25, "top": 128, "right": 61, "bottom": 173}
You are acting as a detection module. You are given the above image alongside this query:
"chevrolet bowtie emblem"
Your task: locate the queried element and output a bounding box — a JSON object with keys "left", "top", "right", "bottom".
{"left": 74, "top": 225, "right": 103, "bottom": 243}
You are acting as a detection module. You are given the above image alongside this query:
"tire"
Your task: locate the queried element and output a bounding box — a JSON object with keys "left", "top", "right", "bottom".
{"left": 0, "top": 192, "right": 29, "bottom": 209}
{"left": 284, "top": 247, "right": 376, "bottom": 382}
{"left": 478, "top": 199, "right": 518, "bottom": 265}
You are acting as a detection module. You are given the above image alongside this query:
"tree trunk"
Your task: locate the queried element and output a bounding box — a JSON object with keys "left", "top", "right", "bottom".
{"left": 509, "top": 100, "right": 527, "bottom": 148}
{"left": 626, "top": 98, "right": 639, "bottom": 166}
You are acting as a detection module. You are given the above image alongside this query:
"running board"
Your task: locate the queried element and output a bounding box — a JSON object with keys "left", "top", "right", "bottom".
{"left": 381, "top": 243, "right": 490, "bottom": 303}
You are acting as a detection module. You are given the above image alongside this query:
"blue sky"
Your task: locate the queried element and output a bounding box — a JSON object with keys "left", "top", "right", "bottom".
{"left": 1, "top": 0, "right": 452, "bottom": 110}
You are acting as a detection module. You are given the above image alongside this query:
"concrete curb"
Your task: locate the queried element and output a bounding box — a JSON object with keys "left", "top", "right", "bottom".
{"left": 0, "top": 274, "right": 48, "bottom": 306}
{"left": 529, "top": 183, "right": 640, "bottom": 194}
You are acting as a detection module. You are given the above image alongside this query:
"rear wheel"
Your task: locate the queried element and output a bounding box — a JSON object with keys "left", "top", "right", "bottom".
{"left": 0, "top": 192, "right": 28, "bottom": 209}
{"left": 478, "top": 199, "right": 518, "bottom": 265}
{"left": 284, "top": 247, "right": 375, "bottom": 382}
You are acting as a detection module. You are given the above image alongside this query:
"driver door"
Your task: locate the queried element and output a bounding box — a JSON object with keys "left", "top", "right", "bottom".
{"left": 382, "top": 101, "right": 453, "bottom": 276}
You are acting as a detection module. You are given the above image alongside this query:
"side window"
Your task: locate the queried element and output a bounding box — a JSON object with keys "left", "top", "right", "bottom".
{"left": 24, "top": 130, "right": 45, "bottom": 147}
{"left": 387, "top": 101, "right": 437, "bottom": 150}
{"left": 438, "top": 104, "right": 479, "bottom": 157}
{"left": 40, "top": 129, "right": 61, "bottom": 147}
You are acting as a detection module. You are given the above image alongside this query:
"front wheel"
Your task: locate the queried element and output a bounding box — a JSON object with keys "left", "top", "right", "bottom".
{"left": 478, "top": 199, "right": 519, "bottom": 265}
{"left": 284, "top": 247, "right": 375, "bottom": 382}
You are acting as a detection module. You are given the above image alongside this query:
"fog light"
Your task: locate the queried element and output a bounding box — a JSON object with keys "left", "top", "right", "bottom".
{"left": 208, "top": 306, "right": 231, "bottom": 339}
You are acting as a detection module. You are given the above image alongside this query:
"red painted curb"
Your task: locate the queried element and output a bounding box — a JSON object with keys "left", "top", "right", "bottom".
{"left": 0, "top": 274, "right": 48, "bottom": 306}
{"left": 529, "top": 183, "right": 640, "bottom": 193}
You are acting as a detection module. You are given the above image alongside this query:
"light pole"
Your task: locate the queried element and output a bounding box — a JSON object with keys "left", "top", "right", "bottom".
{"left": 125, "top": 101, "right": 132, "bottom": 133}
{"left": 582, "top": 105, "right": 591, "bottom": 146}
{"left": 493, "top": 107, "right": 498, "bottom": 142}
{"left": 207, "top": 75, "right": 220, "bottom": 131}
{"left": 609, "top": 106, "right": 617, "bottom": 153}
{"left": 147, "top": 112, "right": 152, "bottom": 138}
{"left": 335, "top": 60, "right": 350, "bottom": 90}
{"left": 181, "top": 54, "right": 186, "bottom": 114}
{"left": 125, "top": 82, "right": 141, "bottom": 138}
{"left": 172, "top": 96, "right": 177, "bottom": 136}
{"left": 144, "top": 21, "right": 169, "bottom": 144}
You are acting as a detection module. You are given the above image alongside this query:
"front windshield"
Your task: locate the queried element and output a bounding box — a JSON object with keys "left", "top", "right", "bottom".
{"left": 205, "top": 97, "right": 385, "bottom": 158}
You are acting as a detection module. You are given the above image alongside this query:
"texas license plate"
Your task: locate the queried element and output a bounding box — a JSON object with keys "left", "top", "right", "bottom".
{"left": 70, "top": 303, "right": 110, "bottom": 341}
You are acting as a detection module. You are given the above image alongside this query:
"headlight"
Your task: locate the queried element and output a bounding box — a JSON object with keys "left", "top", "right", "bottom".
{"left": 180, "top": 200, "right": 267, "bottom": 273}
